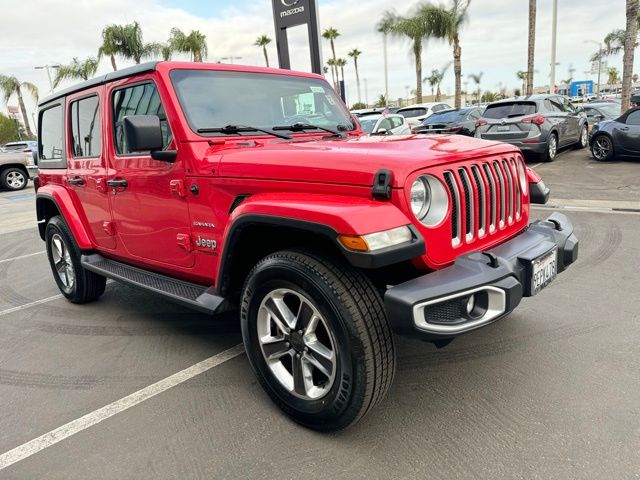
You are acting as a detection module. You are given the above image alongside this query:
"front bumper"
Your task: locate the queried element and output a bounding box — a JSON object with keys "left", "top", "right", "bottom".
{"left": 384, "top": 212, "right": 578, "bottom": 340}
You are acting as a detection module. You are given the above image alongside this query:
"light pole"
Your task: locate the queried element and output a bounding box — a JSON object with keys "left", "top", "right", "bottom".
{"left": 585, "top": 40, "right": 603, "bottom": 97}
{"left": 363, "top": 78, "right": 369, "bottom": 107}
{"left": 549, "top": 0, "right": 558, "bottom": 95}
{"left": 219, "top": 56, "right": 243, "bottom": 64}
{"left": 34, "top": 64, "right": 60, "bottom": 93}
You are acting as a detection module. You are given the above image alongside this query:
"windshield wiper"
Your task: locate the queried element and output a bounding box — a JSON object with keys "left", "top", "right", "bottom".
{"left": 272, "top": 123, "right": 345, "bottom": 137}
{"left": 196, "top": 124, "right": 291, "bottom": 140}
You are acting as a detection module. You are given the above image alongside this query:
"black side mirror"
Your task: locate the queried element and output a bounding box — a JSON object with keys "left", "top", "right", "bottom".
{"left": 123, "top": 115, "right": 176, "bottom": 162}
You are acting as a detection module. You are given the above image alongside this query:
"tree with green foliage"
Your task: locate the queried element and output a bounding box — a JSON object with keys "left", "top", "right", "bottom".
{"left": 468, "top": 72, "right": 483, "bottom": 103}
{"left": 336, "top": 58, "right": 347, "bottom": 86}
{"left": 516, "top": 70, "right": 527, "bottom": 95}
{"left": 119, "top": 22, "right": 161, "bottom": 64}
{"left": 442, "top": 0, "right": 471, "bottom": 108}
{"left": 254, "top": 35, "right": 272, "bottom": 67}
{"left": 169, "top": 28, "right": 207, "bottom": 62}
{"left": 53, "top": 57, "right": 99, "bottom": 87}
{"left": 374, "top": 94, "right": 387, "bottom": 108}
{"left": 0, "top": 75, "right": 38, "bottom": 137}
{"left": 351, "top": 102, "right": 367, "bottom": 110}
{"left": 322, "top": 27, "right": 340, "bottom": 89}
{"left": 98, "top": 24, "right": 124, "bottom": 71}
{"left": 348, "top": 48, "right": 362, "bottom": 103}
{"left": 0, "top": 112, "right": 21, "bottom": 144}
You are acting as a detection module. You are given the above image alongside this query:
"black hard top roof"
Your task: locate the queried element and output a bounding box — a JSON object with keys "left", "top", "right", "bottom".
{"left": 38, "top": 61, "right": 159, "bottom": 107}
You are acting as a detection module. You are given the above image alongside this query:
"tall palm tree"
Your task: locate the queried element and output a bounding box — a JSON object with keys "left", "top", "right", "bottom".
{"left": 381, "top": 4, "right": 451, "bottom": 103}
{"left": 98, "top": 24, "right": 123, "bottom": 71}
{"left": 0, "top": 75, "right": 38, "bottom": 137}
{"left": 376, "top": 16, "right": 395, "bottom": 101}
{"left": 336, "top": 58, "right": 347, "bottom": 87}
{"left": 168, "top": 28, "right": 208, "bottom": 62}
{"left": 160, "top": 43, "right": 173, "bottom": 61}
{"left": 425, "top": 65, "right": 449, "bottom": 100}
{"left": 322, "top": 27, "right": 340, "bottom": 89}
{"left": 527, "top": 0, "right": 536, "bottom": 95}
{"left": 468, "top": 72, "right": 483, "bottom": 103}
{"left": 607, "top": 67, "right": 620, "bottom": 90}
{"left": 119, "top": 22, "right": 161, "bottom": 64}
{"left": 442, "top": 0, "right": 471, "bottom": 109}
{"left": 516, "top": 70, "right": 527, "bottom": 94}
{"left": 326, "top": 58, "right": 337, "bottom": 88}
{"left": 348, "top": 48, "right": 362, "bottom": 103}
{"left": 254, "top": 35, "right": 272, "bottom": 67}
{"left": 621, "top": 0, "right": 639, "bottom": 112}
{"left": 53, "top": 57, "right": 99, "bottom": 87}
{"left": 425, "top": 70, "right": 439, "bottom": 98}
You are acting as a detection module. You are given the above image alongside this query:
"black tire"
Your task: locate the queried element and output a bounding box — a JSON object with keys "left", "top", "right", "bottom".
{"left": 0, "top": 167, "right": 28, "bottom": 191}
{"left": 541, "top": 133, "right": 558, "bottom": 162}
{"left": 241, "top": 250, "right": 395, "bottom": 431}
{"left": 591, "top": 134, "right": 614, "bottom": 162}
{"left": 574, "top": 124, "right": 588, "bottom": 149}
{"left": 45, "top": 216, "right": 106, "bottom": 303}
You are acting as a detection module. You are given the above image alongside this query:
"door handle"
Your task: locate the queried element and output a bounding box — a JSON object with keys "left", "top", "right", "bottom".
{"left": 106, "top": 179, "right": 128, "bottom": 188}
{"left": 67, "top": 177, "right": 85, "bottom": 186}
{"left": 620, "top": 127, "right": 629, "bottom": 131}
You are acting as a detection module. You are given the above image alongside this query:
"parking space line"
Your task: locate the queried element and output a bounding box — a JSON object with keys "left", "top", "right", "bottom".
{"left": 0, "top": 251, "right": 45, "bottom": 265}
{"left": 0, "top": 343, "right": 245, "bottom": 471}
{"left": 532, "top": 205, "right": 640, "bottom": 215}
{"left": 0, "top": 294, "right": 64, "bottom": 318}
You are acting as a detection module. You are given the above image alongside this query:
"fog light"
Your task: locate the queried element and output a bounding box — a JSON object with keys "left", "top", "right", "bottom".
{"left": 465, "top": 295, "right": 475, "bottom": 315}
{"left": 463, "top": 291, "right": 489, "bottom": 320}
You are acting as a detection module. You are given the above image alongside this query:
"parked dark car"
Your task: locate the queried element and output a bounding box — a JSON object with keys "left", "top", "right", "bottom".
{"left": 475, "top": 95, "right": 589, "bottom": 161}
{"left": 590, "top": 106, "right": 640, "bottom": 161}
{"left": 413, "top": 107, "right": 483, "bottom": 136}
{"left": 631, "top": 94, "right": 640, "bottom": 107}
{"left": 2, "top": 140, "right": 38, "bottom": 164}
{"left": 583, "top": 103, "right": 621, "bottom": 125}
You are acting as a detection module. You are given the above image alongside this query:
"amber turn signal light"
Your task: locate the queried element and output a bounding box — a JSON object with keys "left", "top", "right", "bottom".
{"left": 338, "top": 235, "right": 369, "bottom": 252}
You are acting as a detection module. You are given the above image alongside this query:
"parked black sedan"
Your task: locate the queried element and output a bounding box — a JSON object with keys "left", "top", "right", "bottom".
{"left": 590, "top": 106, "right": 640, "bottom": 161}
{"left": 583, "top": 103, "right": 622, "bottom": 125}
{"left": 412, "top": 107, "right": 483, "bottom": 136}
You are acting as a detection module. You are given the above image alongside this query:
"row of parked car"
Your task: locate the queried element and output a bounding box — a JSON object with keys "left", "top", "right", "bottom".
{"left": 353, "top": 95, "right": 639, "bottom": 162}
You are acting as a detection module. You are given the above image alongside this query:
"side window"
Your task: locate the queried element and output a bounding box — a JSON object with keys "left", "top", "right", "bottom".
{"left": 390, "top": 117, "right": 403, "bottom": 128}
{"left": 468, "top": 110, "right": 481, "bottom": 120}
{"left": 70, "top": 95, "right": 101, "bottom": 158}
{"left": 548, "top": 98, "right": 564, "bottom": 112}
{"left": 562, "top": 97, "right": 575, "bottom": 112}
{"left": 112, "top": 83, "right": 172, "bottom": 155}
{"left": 626, "top": 111, "right": 640, "bottom": 125}
{"left": 377, "top": 118, "right": 394, "bottom": 131}
{"left": 39, "top": 104, "right": 65, "bottom": 168}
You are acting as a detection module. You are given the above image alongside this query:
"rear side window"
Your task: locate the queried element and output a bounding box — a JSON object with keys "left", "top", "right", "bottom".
{"left": 483, "top": 102, "right": 537, "bottom": 119}
{"left": 390, "top": 117, "right": 403, "bottom": 128}
{"left": 398, "top": 108, "right": 427, "bottom": 118}
{"left": 39, "top": 104, "right": 66, "bottom": 168}
{"left": 112, "top": 82, "right": 172, "bottom": 155}
{"left": 626, "top": 111, "right": 640, "bottom": 125}
{"left": 70, "top": 96, "right": 101, "bottom": 158}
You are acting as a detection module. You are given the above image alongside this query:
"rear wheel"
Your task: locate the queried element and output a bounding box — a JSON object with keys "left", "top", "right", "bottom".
{"left": 241, "top": 250, "right": 395, "bottom": 431}
{"left": 45, "top": 216, "right": 106, "bottom": 303}
{"left": 574, "top": 124, "right": 588, "bottom": 149}
{"left": 591, "top": 135, "right": 614, "bottom": 161}
{"left": 1, "top": 167, "right": 28, "bottom": 191}
{"left": 542, "top": 133, "right": 558, "bottom": 162}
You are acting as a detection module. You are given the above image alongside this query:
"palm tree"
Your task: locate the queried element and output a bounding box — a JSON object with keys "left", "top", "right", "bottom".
{"left": 381, "top": 4, "right": 451, "bottom": 103}
{"left": 168, "top": 28, "right": 207, "bottom": 62}
{"left": 336, "top": 58, "right": 347, "bottom": 89}
{"left": 607, "top": 66, "right": 620, "bottom": 89}
{"left": 425, "top": 71, "right": 439, "bottom": 98}
{"left": 254, "top": 35, "right": 272, "bottom": 67}
{"left": 621, "top": 0, "right": 639, "bottom": 112}
{"left": 527, "top": 0, "right": 536, "bottom": 95}
{"left": 326, "top": 58, "right": 337, "bottom": 88}
{"left": 0, "top": 75, "right": 38, "bottom": 137}
{"left": 374, "top": 94, "right": 387, "bottom": 108}
{"left": 376, "top": 16, "right": 395, "bottom": 101}
{"left": 348, "top": 48, "right": 362, "bottom": 103}
{"left": 53, "top": 57, "right": 99, "bottom": 87}
{"left": 516, "top": 70, "right": 527, "bottom": 95}
{"left": 424, "top": 65, "right": 449, "bottom": 100}
{"left": 118, "top": 22, "right": 161, "bottom": 64}
{"left": 98, "top": 24, "right": 123, "bottom": 71}
{"left": 160, "top": 43, "right": 173, "bottom": 61}
{"left": 322, "top": 27, "right": 340, "bottom": 88}
{"left": 468, "top": 72, "right": 483, "bottom": 103}
{"left": 442, "top": 0, "right": 471, "bottom": 109}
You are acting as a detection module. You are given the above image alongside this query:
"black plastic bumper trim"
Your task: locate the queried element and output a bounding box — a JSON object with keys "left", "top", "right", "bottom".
{"left": 529, "top": 180, "right": 550, "bottom": 204}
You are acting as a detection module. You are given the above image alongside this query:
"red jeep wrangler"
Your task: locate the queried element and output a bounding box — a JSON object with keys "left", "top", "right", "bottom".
{"left": 35, "top": 62, "right": 577, "bottom": 430}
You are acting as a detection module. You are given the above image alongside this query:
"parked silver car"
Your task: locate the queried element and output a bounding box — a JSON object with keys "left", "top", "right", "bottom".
{"left": 357, "top": 113, "right": 411, "bottom": 135}
{"left": 0, "top": 151, "right": 36, "bottom": 191}
{"left": 475, "top": 95, "right": 588, "bottom": 161}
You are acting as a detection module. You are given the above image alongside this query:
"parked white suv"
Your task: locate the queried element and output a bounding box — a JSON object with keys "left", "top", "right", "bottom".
{"left": 396, "top": 102, "right": 452, "bottom": 128}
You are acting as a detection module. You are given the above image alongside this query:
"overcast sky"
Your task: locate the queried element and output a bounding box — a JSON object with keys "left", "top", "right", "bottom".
{"left": 0, "top": 0, "right": 629, "bottom": 126}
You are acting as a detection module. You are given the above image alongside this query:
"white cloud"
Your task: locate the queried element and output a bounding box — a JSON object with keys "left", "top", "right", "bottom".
{"left": 0, "top": 0, "right": 629, "bottom": 129}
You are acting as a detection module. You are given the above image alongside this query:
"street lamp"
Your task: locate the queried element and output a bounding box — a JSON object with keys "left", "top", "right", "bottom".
{"left": 219, "top": 56, "right": 243, "bottom": 64}
{"left": 584, "top": 40, "right": 603, "bottom": 97}
{"left": 34, "top": 64, "right": 60, "bottom": 93}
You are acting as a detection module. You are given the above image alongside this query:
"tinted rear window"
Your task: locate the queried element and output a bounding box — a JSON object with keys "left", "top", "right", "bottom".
{"left": 483, "top": 102, "right": 537, "bottom": 119}
{"left": 398, "top": 108, "right": 427, "bottom": 118}
{"left": 424, "top": 110, "right": 465, "bottom": 123}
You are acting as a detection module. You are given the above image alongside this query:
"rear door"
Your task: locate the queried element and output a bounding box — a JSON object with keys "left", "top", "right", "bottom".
{"left": 66, "top": 88, "right": 115, "bottom": 249}
{"left": 615, "top": 110, "right": 640, "bottom": 155}
{"left": 561, "top": 97, "right": 581, "bottom": 141}
{"left": 548, "top": 97, "right": 570, "bottom": 145}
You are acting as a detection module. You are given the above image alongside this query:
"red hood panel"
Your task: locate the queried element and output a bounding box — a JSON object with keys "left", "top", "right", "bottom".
{"left": 215, "top": 135, "right": 520, "bottom": 187}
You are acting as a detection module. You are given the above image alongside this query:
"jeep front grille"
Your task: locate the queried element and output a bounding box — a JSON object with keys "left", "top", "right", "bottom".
{"left": 443, "top": 156, "right": 525, "bottom": 246}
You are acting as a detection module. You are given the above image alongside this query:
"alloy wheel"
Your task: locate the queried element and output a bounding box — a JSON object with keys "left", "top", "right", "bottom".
{"left": 6, "top": 171, "right": 25, "bottom": 189}
{"left": 548, "top": 136, "right": 557, "bottom": 160}
{"left": 257, "top": 288, "right": 337, "bottom": 400}
{"left": 50, "top": 233, "right": 75, "bottom": 291}
{"left": 580, "top": 127, "right": 588, "bottom": 147}
{"left": 592, "top": 137, "right": 611, "bottom": 160}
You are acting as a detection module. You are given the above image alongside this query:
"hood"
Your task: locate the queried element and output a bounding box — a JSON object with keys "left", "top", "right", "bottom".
{"left": 214, "top": 134, "right": 518, "bottom": 188}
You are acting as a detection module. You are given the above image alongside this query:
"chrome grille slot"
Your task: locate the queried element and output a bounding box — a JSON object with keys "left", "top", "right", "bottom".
{"left": 482, "top": 163, "right": 497, "bottom": 232}
{"left": 443, "top": 171, "right": 461, "bottom": 246}
{"left": 501, "top": 159, "right": 514, "bottom": 224}
{"left": 492, "top": 161, "right": 506, "bottom": 227}
{"left": 470, "top": 165, "right": 486, "bottom": 236}
{"left": 458, "top": 168, "right": 474, "bottom": 241}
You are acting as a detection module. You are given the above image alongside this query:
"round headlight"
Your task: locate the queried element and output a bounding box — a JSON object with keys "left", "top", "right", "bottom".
{"left": 410, "top": 175, "right": 449, "bottom": 226}
{"left": 410, "top": 178, "right": 430, "bottom": 219}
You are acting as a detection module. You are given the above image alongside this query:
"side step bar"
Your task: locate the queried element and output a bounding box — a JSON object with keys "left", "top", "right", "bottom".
{"left": 81, "top": 253, "right": 225, "bottom": 315}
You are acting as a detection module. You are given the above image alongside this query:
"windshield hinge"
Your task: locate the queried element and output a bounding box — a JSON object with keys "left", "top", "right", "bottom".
{"left": 372, "top": 169, "right": 393, "bottom": 200}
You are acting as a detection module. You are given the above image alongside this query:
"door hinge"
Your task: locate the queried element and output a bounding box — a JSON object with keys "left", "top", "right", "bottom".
{"left": 176, "top": 233, "right": 193, "bottom": 252}
{"left": 170, "top": 179, "right": 187, "bottom": 198}
{"left": 102, "top": 221, "right": 114, "bottom": 235}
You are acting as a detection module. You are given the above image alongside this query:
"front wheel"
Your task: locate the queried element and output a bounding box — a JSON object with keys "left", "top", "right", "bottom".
{"left": 1, "top": 167, "right": 28, "bottom": 191}
{"left": 591, "top": 135, "right": 614, "bottom": 161}
{"left": 241, "top": 250, "right": 395, "bottom": 431}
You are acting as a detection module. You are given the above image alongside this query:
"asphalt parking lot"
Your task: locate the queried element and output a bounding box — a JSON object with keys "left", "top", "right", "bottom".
{"left": 0, "top": 148, "right": 639, "bottom": 479}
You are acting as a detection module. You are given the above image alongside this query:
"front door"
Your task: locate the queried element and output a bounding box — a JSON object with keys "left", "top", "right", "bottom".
{"left": 615, "top": 110, "right": 640, "bottom": 156}
{"left": 66, "top": 89, "right": 115, "bottom": 250}
{"left": 107, "top": 79, "right": 194, "bottom": 268}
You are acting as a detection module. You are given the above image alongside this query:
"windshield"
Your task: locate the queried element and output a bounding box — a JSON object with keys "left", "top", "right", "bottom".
{"left": 170, "top": 69, "right": 355, "bottom": 135}
{"left": 359, "top": 117, "right": 380, "bottom": 134}
{"left": 598, "top": 104, "right": 620, "bottom": 117}
{"left": 423, "top": 110, "right": 465, "bottom": 124}
{"left": 398, "top": 108, "right": 427, "bottom": 118}
{"left": 483, "top": 102, "right": 537, "bottom": 119}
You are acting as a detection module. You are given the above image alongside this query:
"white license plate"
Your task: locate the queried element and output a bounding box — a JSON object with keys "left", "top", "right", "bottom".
{"left": 531, "top": 248, "right": 557, "bottom": 295}
{"left": 496, "top": 125, "right": 511, "bottom": 131}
